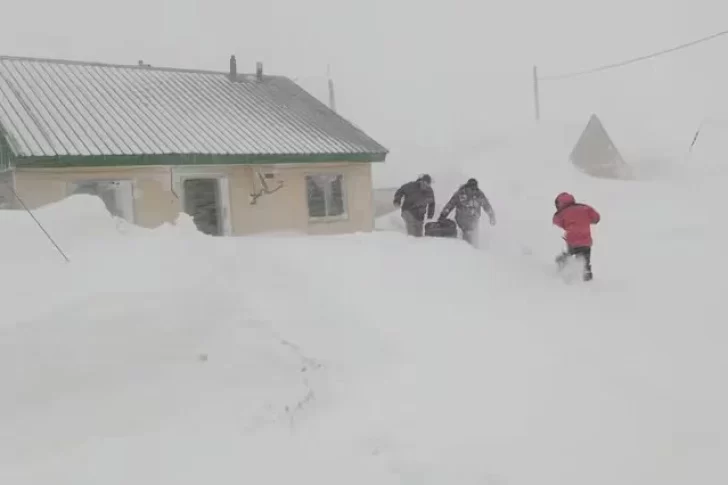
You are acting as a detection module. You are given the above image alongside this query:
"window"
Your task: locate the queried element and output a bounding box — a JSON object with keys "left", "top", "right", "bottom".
{"left": 67, "top": 180, "right": 135, "bottom": 222}
{"left": 306, "top": 173, "right": 346, "bottom": 220}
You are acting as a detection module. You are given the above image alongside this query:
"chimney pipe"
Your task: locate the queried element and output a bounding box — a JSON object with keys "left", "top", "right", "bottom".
{"left": 229, "top": 55, "right": 237, "bottom": 80}
{"left": 256, "top": 61, "right": 263, "bottom": 81}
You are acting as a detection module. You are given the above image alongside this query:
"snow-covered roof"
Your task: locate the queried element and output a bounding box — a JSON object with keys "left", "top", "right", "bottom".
{"left": 0, "top": 55, "right": 388, "bottom": 161}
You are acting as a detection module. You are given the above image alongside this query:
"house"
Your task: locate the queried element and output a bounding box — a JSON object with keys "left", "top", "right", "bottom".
{"left": 0, "top": 55, "right": 388, "bottom": 235}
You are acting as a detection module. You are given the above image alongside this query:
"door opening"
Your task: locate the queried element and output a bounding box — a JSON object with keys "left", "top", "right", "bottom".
{"left": 183, "top": 178, "right": 223, "bottom": 236}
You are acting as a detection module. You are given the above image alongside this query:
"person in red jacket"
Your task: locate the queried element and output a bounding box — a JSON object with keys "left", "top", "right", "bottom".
{"left": 552, "top": 192, "right": 600, "bottom": 281}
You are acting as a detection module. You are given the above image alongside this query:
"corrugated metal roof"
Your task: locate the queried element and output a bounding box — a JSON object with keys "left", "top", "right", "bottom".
{"left": 0, "top": 55, "right": 388, "bottom": 160}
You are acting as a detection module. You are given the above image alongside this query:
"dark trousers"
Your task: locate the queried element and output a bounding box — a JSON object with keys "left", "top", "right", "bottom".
{"left": 457, "top": 219, "right": 479, "bottom": 247}
{"left": 402, "top": 210, "right": 424, "bottom": 237}
{"left": 556, "top": 246, "right": 593, "bottom": 280}
{"left": 462, "top": 229, "right": 476, "bottom": 245}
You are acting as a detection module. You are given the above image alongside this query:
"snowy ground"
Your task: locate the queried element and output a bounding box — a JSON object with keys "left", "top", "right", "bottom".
{"left": 3, "top": 122, "right": 728, "bottom": 484}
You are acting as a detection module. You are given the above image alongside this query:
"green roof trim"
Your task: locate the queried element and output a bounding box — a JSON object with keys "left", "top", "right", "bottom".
{"left": 13, "top": 152, "right": 387, "bottom": 168}
{"left": 0, "top": 56, "right": 389, "bottom": 160}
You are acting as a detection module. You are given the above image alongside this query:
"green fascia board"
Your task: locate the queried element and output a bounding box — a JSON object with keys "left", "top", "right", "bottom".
{"left": 13, "top": 151, "right": 388, "bottom": 168}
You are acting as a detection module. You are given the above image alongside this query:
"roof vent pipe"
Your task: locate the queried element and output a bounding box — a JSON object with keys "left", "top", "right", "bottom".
{"left": 229, "top": 55, "right": 237, "bottom": 80}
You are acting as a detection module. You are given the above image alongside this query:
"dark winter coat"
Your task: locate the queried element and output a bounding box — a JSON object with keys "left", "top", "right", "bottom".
{"left": 552, "top": 192, "right": 600, "bottom": 248}
{"left": 393, "top": 180, "right": 435, "bottom": 221}
{"left": 441, "top": 185, "right": 494, "bottom": 230}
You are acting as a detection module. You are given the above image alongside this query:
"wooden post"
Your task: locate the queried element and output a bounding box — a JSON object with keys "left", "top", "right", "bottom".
{"left": 533, "top": 65, "right": 541, "bottom": 121}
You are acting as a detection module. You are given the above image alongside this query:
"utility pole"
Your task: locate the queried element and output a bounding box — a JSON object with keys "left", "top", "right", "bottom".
{"left": 533, "top": 65, "right": 541, "bottom": 122}
{"left": 327, "top": 64, "right": 337, "bottom": 112}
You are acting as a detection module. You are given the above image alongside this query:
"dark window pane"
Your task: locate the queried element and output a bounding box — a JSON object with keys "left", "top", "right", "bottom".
{"left": 306, "top": 175, "right": 326, "bottom": 218}
{"left": 328, "top": 175, "right": 345, "bottom": 216}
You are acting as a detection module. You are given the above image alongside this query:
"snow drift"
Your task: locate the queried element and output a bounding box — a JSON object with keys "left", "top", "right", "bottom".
{"left": 2, "top": 121, "right": 728, "bottom": 485}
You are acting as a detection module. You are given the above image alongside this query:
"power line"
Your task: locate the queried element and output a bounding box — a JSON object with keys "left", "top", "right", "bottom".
{"left": 540, "top": 27, "right": 728, "bottom": 81}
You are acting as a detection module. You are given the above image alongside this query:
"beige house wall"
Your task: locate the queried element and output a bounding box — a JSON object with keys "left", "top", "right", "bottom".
{"left": 12, "top": 161, "right": 375, "bottom": 236}
{"left": 13, "top": 165, "right": 180, "bottom": 228}
{"left": 229, "top": 162, "right": 374, "bottom": 235}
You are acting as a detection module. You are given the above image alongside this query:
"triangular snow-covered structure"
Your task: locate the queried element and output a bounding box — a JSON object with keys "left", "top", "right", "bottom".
{"left": 569, "top": 114, "right": 629, "bottom": 179}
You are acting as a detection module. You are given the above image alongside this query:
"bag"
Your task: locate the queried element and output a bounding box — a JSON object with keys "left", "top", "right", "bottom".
{"left": 424, "top": 218, "right": 458, "bottom": 238}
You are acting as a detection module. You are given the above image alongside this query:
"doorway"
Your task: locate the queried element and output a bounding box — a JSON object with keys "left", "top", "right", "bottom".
{"left": 182, "top": 177, "right": 231, "bottom": 236}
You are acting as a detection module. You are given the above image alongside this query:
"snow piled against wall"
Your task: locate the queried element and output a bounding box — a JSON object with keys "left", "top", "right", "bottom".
{"left": 3, "top": 118, "right": 728, "bottom": 484}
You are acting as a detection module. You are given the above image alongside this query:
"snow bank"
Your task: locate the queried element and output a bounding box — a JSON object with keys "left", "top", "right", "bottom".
{"left": 3, "top": 120, "right": 728, "bottom": 484}
{"left": 0, "top": 194, "right": 200, "bottom": 263}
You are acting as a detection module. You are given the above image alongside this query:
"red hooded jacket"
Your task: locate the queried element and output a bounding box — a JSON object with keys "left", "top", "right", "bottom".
{"left": 552, "top": 192, "right": 600, "bottom": 247}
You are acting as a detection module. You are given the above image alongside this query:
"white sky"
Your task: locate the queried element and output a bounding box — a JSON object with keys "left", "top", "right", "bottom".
{"left": 3, "top": 0, "right": 728, "bottom": 184}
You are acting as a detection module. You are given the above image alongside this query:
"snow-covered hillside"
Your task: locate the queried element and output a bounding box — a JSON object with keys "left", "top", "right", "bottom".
{"left": 3, "top": 123, "right": 728, "bottom": 484}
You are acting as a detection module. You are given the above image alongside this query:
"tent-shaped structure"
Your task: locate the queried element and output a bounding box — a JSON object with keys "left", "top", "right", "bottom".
{"left": 570, "top": 114, "right": 630, "bottom": 179}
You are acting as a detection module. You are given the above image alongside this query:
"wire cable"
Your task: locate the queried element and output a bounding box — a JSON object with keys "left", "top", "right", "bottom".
{"left": 540, "top": 28, "right": 728, "bottom": 81}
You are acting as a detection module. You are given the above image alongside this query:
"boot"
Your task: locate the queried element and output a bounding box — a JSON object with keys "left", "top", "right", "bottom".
{"left": 582, "top": 260, "right": 593, "bottom": 281}
{"left": 555, "top": 252, "right": 569, "bottom": 269}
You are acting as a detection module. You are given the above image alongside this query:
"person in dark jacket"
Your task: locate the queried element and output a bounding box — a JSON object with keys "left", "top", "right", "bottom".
{"left": 439, "top": 178, "right": 495, "bottom": 246}
{"left": 393, "top": 174, "right": 435, "bottom": 237}
{"left": 552, "top": 192, "right": 600, "bottom": 281}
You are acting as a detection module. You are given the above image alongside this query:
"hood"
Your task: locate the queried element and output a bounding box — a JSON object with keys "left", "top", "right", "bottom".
{"left": 555, "top": 192, "right": 576, "bottom": 210}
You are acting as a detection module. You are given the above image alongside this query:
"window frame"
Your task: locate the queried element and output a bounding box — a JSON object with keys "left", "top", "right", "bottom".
{"left": 304, "top": 172, "right": 348, "bottom": 222}
{"left": 171, "top": 167, "right": 232, "bottom": 236}
{"left": 65, "top": 178, "right": 137, "bottom": 223}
